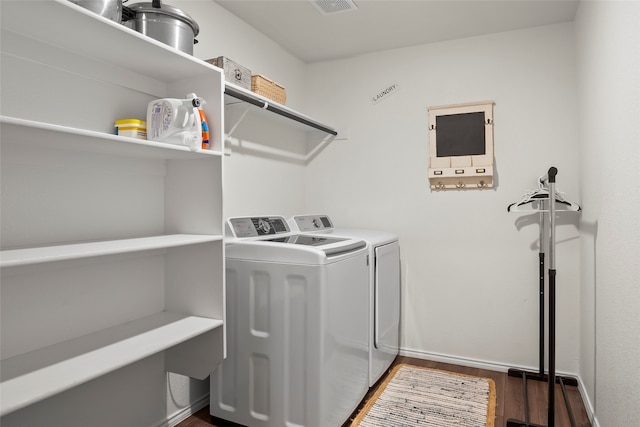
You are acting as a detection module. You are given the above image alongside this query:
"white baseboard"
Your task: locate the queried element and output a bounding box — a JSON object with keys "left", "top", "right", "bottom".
{"left": 399, "top": 347, "right": 598, "bottom": 425}
{"left": 576, "top": 376, "right": 600, "bottom": 427}
{"left": 400, "top": 346, "right": 583, "bottom": 377}
{"left": 160, "top": 394, "right": 209, "bottom": 427}
{"left": 400, "top": 347, "right": 518, "bottom": 373}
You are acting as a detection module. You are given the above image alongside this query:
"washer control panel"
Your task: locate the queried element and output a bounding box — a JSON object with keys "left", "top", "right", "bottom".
{"left": 293, "top": 215, "right": 334, "bottom": 232}
{"left": 228, "top": 216, "right": 290, "bottom": 238}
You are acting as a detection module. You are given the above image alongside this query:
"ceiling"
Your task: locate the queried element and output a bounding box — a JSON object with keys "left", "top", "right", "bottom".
{"left": 214, "top": 0, "right": 580, "bottom": 63}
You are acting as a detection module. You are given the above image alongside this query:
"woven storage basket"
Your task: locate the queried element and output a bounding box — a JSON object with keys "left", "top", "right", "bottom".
{"left": 251, "top": 74, "right": 286, "bottom": 104}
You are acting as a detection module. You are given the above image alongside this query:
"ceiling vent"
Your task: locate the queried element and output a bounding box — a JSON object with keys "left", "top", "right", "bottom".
{"left": 311, "top": 0, "right": 358, "bottom": 15}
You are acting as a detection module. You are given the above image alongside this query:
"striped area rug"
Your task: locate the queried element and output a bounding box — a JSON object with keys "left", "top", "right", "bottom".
{"left": 352, "top": 364, "right": 496, "bottom": 427}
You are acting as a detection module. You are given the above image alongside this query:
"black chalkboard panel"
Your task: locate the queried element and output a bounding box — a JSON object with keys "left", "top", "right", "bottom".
{"left": 436, "top": 112, "right": 486, "bottom": 157}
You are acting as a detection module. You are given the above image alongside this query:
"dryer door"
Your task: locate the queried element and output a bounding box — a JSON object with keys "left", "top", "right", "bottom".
{"left": 374, "top": 242, "right": 400, "bottom": 352}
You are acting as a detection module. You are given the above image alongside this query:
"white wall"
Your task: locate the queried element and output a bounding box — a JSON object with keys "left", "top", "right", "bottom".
{"left": 575, "top": 1, "right": 640, "bottom": 426}
{"left": 305, "top": 23, "right": 582, "bottom": 372}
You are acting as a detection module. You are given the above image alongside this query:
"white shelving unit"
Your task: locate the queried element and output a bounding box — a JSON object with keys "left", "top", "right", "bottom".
{"left": 224, "top": 82, "right": 338, "bottom": 136}
{"left": 0, "top": 0, "right": 225, "bottom": 417}
{"left": 223, "top": 82, "right": 339, "bottom": 163}
{"left": 0, "top": 232, "right": 222, "bottom": 268}
{"left": 0, "top": 313, "right": 223, "bottom": 416}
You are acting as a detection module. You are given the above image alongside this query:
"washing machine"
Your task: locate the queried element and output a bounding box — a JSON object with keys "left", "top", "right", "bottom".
{"left": 289, "top": 215, "right": 400, "bottom": 387}
{"left": 210, "top": 216, "right": 370, "bottom": 427}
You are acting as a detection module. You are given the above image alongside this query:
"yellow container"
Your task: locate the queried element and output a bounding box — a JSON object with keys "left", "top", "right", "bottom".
{"left": 115, "top": 118, "right": 147, "bottom": 140}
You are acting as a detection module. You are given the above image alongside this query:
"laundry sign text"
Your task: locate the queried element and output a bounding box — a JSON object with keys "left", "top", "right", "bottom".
{"left": 371, "top": 82, "right": 399, "bottom": 105}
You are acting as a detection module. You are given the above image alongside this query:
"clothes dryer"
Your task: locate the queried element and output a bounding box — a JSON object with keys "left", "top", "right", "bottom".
{"left": 289, "top": 215, "right": 400, "bottom": 387}
{"left": 210, "top": 216, "right": 370, "bottom": 427}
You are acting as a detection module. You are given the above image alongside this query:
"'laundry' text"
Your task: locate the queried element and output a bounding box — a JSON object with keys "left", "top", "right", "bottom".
{"left": 372, "top": 83, "right": 399, "bottom": 105}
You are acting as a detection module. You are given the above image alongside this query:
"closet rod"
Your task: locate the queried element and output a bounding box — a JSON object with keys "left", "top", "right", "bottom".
{"left": 224, "top": 84, "right": 338, "bottom": 136}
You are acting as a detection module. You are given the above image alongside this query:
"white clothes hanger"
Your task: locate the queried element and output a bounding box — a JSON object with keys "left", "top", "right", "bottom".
{"left": 507, "top": 175, "right": 581, "bottom": 212}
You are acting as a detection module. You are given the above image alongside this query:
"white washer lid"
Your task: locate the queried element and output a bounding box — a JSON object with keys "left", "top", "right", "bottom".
{"left": 226, "top": 237, "right": 366, "bottom": 265}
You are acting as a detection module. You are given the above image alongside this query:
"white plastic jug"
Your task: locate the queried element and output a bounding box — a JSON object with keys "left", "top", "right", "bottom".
{"left": 147, "top": 96, "right": 202, "bottom": 151}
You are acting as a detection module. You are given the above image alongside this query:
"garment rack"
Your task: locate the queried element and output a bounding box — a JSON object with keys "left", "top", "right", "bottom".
{"left": 506, "top": 167, "right": 580, "bottom": 427}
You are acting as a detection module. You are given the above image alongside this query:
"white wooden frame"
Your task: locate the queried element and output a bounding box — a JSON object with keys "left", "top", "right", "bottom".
{"left": 428, "top": 100, "right": 495, "bottom": 190}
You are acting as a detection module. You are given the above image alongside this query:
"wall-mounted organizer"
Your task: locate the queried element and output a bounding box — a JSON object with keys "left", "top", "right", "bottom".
{"left": 427, "top": 101, "right": 495, "bottom": 190}
{"left": 1, "top": 0, "right": 225, "bottom": 417}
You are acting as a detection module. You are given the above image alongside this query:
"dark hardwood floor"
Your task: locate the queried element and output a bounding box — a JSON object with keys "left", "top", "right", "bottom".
{"left": 177, "top": 356, "right": 592, "bottom": 427}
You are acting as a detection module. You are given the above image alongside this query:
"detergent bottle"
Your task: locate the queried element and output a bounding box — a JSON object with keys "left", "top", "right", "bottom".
{"left": 186, "top": 92, "right": 210, "bottom": 149}
{"left": 147, "top": 94, "right": 203, "bottom": 151}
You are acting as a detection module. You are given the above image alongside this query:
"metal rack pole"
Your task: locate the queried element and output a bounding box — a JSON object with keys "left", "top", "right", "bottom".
{"left": 547, "top": 166, "right": 557, "bottom": 427}
{"left": 539, "top": 208, "right": 546, "bottom": 376}
{"left": 506, "top": 167, "right": 578, "bottom": 427}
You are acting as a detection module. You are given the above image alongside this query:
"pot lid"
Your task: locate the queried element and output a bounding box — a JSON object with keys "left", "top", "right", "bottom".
{"left": 127, "top": 0, "right": 199, "bottom": 36}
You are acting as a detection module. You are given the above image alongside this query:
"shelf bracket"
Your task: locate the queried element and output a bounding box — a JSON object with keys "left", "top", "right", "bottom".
{"left": 225, "top": 104, "right": 252, "bottom": 140}
{"left": 305, "top": 132, "right": 335, "bottom": 163}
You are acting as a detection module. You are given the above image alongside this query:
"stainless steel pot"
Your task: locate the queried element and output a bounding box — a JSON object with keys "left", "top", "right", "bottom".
{"left": 69, "top": 0, "right": 122, "bottom": 23}
{"left": 123, "top": 0, "right": 199, "bottom": 55}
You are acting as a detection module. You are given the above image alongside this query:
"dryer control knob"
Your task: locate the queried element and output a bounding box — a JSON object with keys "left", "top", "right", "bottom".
{"left": 257, "top": 218, "right": 271, "bottom": 234}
